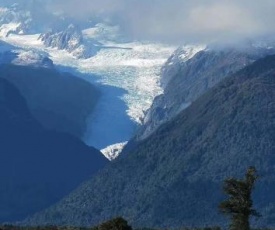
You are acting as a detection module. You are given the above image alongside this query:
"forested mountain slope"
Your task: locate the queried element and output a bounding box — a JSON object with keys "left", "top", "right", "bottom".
{"left": 0, "top": 77, "right": 107, "bottom": 222}
{"left": 0, "top": 64, "right": 100, "bottom": 138}
{"left": 26, "top": 55, "right": 275, "bottom": 228}
{"left": 137, "top": 46, "right": 275, "bottom": 140}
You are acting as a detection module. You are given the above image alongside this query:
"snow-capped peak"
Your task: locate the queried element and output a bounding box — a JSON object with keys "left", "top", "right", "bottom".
{"left": 160, "top": 45, "right": 206, "bottom": 88}
{"left": 39, "top": 24, "right": 99, "bottom": 59}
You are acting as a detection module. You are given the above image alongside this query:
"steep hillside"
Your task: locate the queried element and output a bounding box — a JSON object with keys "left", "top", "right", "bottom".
{"left": 0, "top": 64, "right": 100, "bottom": 139}
{"left": 27, "top": 55, "right": 275, "bottom": 228}
{"left": 0, "top": 77, "right": 107, "bottom": 222}
{"left": 137, "top": 46, "right": 275, "bottom": 140}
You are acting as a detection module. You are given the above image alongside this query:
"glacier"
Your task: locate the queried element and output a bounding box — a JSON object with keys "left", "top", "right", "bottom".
{"left": 0, "top": 20, "right": 205, "bottom": 158}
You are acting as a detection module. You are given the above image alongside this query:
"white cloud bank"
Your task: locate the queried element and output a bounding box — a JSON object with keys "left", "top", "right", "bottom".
{"left": 42, "top": 0, "right": 275, "bottom": 43}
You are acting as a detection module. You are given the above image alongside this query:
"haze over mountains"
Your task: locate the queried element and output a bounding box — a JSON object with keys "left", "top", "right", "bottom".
{"left": 1, "top": 0, "right": 275, "bottom": 229}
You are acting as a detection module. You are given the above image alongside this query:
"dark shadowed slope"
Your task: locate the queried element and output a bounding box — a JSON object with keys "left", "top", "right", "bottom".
{"left": 0, "top": 64, "right": 100, "bottom": 139}
{"left": 26, "top": 55, "right": 275, "bottom": 228}
{"left": 138, "top": 46, "right": 275, "bottom": 140}
{"left": 0, "top": 77, "right": 107, "bottom": 223}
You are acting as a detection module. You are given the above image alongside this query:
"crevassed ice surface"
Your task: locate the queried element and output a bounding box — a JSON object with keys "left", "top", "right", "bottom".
{"left": 0, "top": 25, "right": 177, "bottom": 151}
{"left": 1, "top": 23, "right": 205, "bottom": 155}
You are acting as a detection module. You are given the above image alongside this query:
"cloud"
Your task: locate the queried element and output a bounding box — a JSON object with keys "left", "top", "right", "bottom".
{"left": 46, "top": 0, "right": 275, "bottom": 44}
{"left": 182, "top": 2, "right": 264, "bottom": 42}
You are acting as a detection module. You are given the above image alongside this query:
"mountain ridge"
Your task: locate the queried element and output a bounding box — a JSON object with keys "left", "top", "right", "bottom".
{"left": 39, "top": 24, "right": 100, "bottom": 59}
{"left": 0, "top": 76, "right": 108, "bottom": 223}
{"left": 137, "top": 45, "right": 275, "bottom": 140}
{"left": 24, "top": 54, "right": 275, "bottom": 228}
{"left": 0, "top": 64, "right": 100, "bottom": 139}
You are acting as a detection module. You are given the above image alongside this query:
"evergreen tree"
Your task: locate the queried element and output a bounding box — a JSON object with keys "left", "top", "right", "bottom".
{"left": 94, "top": 217, "right": 132, "bottom": 230}
{"left": 219, "top": 166, "right": 260, "bottom": 230}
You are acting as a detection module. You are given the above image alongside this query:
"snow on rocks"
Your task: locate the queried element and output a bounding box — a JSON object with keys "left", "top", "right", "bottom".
{"left": 101, "top": 142, "right": 128, "bottom": 160}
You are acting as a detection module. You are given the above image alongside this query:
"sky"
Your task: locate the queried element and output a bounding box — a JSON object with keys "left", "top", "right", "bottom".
{"left": 6, "top": 0, "right": 275, "bottom": 44}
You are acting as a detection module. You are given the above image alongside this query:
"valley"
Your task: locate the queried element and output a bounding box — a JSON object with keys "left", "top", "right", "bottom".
{"left": 0, "top": 26, "right": 178, "bottom": 154}
{"left": 1, "top": 1, "right": 275, "bottom": 229}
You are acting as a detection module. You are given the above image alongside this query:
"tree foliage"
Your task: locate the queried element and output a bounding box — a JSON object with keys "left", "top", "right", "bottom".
{"left": 219, "top": 166, "right": 260, "bottom": 230}
{"left": 92, "top": 217, "right": 132, "bottom": 230}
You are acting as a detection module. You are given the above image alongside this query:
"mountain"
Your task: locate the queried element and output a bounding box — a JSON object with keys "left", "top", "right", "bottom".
{"left": 137, "top": 45, "right": 275, "bottom": 140}
{"left": 0, "top": 1, "right": 77, "bottom": 37}
{"left": 10, "top": 50, "right": 54, "bottom": 68}
{"left": 0, "top": 64, "right": 100, "bottom": 139}
{"left": 0, "top": 3, "right": 30, "bottom": 36}
{"left": 0, "top": 1, "right": 49, "bottom": 36}
{"left": 0, "top": 1, "right": 177, "bottom": 151}
{"left": 0, "top": 41, "right": 54, "bottom": 68}
{"left": 26, "top": 54, "right": 275, "bottom": 228}
{"left": 39, "top": 24, "right": 100, "bottom": 59}
{"left": 0, "top": 77, "right": 108, "bottom": 223}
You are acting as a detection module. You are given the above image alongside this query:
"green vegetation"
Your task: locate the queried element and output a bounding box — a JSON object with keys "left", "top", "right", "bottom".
{"left": 0, "top": 226, "right": 89, "bottom": 230}
{"left": 0, "top": 227, "right": 224, "bottom": 230}
{"left": 0, "top": 76, "right": 107, "bottom": 222}
{"left": 0, "top": 64, "right": 100, "bottom": 138}
{"left": 26, "top": 55, "right": 275, "bottom": 228}
{"left": 220, "top": 167, "right": 260, "bottom": 230}
{"left": 137, "top": 46, "right": 271, "bottom": 140}
{"left": 91, "top": 217, "right": 132, "bottom": 230}
{"left": 0, "top": 223, "right": 233, "bottom": 230}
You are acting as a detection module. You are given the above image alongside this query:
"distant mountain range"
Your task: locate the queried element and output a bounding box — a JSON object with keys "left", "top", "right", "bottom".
{"left": 25, "top": 54, "right": 275, "bottom": 229}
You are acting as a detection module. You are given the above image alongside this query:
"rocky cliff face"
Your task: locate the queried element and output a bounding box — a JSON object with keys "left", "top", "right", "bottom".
{"left": 39, "top": 24, "right": 99, "bottom": 58}
{"left": 137, "top": 45, "right": 275, "bottom": 140}
{"left": 40, "top": 24, "right": 82, "bottom": 52}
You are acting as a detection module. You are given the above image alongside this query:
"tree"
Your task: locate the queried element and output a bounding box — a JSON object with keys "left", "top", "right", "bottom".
{"left": 94, "top": 217, "right": 132, "bottom": 230}
{"left": 219, "top": 166, "right": 260, "bottom": 230}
